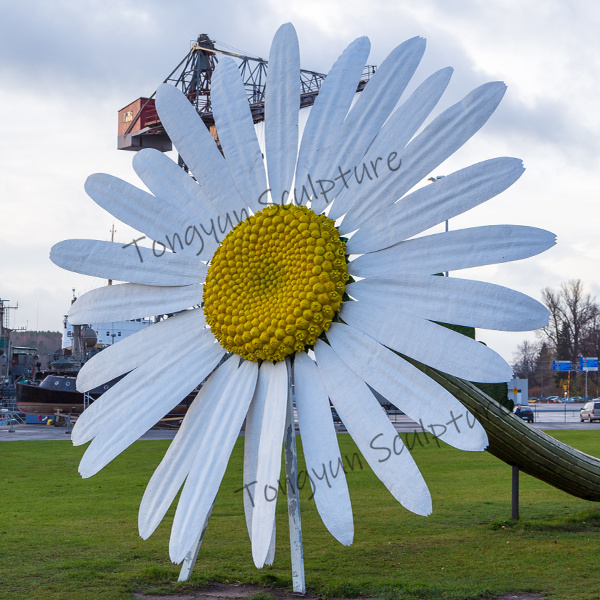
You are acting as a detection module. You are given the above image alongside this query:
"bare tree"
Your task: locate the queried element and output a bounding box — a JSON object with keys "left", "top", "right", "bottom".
{"left": 541, "top": 279, "right": 598, "bottom": 363}
{"left": 512, "top": 340, "right": 540, "bottom": 379}
{"left": 510, "top": 281, "right": 599, "bottom": 398}
{"left": 537, "top": 280, "right": 599, "bottom": 397}
{"left": 581, "top": 313, "right": 600, "bottom": 396}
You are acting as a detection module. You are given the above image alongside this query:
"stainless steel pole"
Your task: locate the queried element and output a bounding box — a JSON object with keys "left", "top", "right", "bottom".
{"left": 178, "top": 502, "right": 214, "bottom": 582}
{"left": 284, "top": 383, "right": 305, "bottom": 594}
{"left": 511, "top": 465, "right": 519, "bottom": 520}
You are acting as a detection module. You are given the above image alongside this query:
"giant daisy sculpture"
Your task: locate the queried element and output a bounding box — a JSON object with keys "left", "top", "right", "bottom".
{"left": 50, "top": 23, "right": 555, "bottom": 570}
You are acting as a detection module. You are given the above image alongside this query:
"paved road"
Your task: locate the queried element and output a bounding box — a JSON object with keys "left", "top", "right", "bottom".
{"left": 387, "top": 414, "right": 600, "bottom": 432}
{"left": 0, "top": 423, "right": 181, "bottom": 442}
{"left": 2, "top": 411, "right": 598, "bottom": 442}
{"left": 519, "top": 402, "right": 592, "bottom": 424}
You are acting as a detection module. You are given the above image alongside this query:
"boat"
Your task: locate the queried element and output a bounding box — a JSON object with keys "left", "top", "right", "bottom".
{"left": 14, "top": 293, "right": 165, "bottom": 417}
{"left": 16, "top": 375, "right": 114, "bottom": 415}
{"left": 16, "top": 373, "right": 197, "bottom": 417}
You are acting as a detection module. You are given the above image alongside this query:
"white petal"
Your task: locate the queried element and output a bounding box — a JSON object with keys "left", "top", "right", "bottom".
{"left": 72, "top": 327, "right": 214, "bottom": 445}
{"left": 325, "top": 323, "right": 488, "bottom": 451}
{"left": 169, "top": 360, "right": 259, "bottom": 564}
{"left": 311, "top": 37, "right": 426, "bottom": 215}
{"left": 347, "top": 276, "right": 550, "bottom": 331}
{"left": 131, "top": 149, "right": 221, "bottom": 259}
{"left": 294, "top": 352, "right": 353, "bottom": 544}
{"left": 248, "top": 360, "right": 289, "bottom": 568}
{"left": 50, "top": 239, "right": 206, "bottom": 286}
{"left": 243, "top": 385, "right": 263, "bottom": 539}
{"left": 138, "top": 355, "right": 239, "bottom": 539}
{"left": 84, "top": 173, "right": 201, "bottom": 254}
{"left": 348, "top": 225, "right": 557, "bottom": 278}
{"left": 77, "top": 339, "right": 224, "bottom": 478}
{"left": 340, "top": 82, "right": 509, "bottom": 234}
{"left": 366, "top": 67, "right": 453, "bottom": 166}
{"left": 76, "top": 309, "right": 206, "bottom": 393}
{"left": 265, "top": 23, "right": 300, "bottom": 205}
{"left": 212, "top": 57, "right": 268, "bottom": 214}
{"left": 328, "top": 67, "right": 453, "bottom": 221}
{"left": 243, "top": 364, "right": 283, "bottom": 565}
{"left": 294, "top": 36, "right": 371, "bottom": 206}
{"left": 155, "top": 83, "right": 248, "bottom": 221}
{"left": 133, "top": 149, "right": 220, "bottom": 219}
{"left": 339, "top": 301, "right": 513, "bottom": 383}
{"left": 345, "top": 157, "right": 524, "bottom": 250}
{"left": 68, "top": 282, "right": 203, "bottom": 325}
{"left": 264, "top": 521, "right": 276, "bottom": 567}
{"left": 313, "top": 340, "right": 432, "bottom": 516}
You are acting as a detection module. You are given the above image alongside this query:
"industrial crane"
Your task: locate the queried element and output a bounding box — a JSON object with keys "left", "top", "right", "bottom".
{"left": 117, "top": 34, "right": 375, "bottom": 153}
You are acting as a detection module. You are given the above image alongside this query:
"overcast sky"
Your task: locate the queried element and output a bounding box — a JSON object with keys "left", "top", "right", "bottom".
{"left": 2, "top": 0, "right": 600, "bottom": 363}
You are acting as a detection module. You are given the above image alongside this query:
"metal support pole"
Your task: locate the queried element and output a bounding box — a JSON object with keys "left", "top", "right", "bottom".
{"left": 66, "top": 411, "right": 73, "bottom": 434}
{"left": 177, "top": 377, "right": 305, "bottom": 590}
{"left": 178, "top": 502, "right": 214, "bottom": 582}
{"left": 511, "top": 465, "right": 519, "bottom": 520}
{"left": 284, "top": 387, "right": 305, "bottom": 594}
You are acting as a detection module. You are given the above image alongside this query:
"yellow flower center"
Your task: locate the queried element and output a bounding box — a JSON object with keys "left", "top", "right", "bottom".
{"left": 203, "top": 205, "right": 348, "bottom": 362}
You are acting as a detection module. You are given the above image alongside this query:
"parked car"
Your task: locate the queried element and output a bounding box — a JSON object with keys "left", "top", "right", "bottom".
{"left": 330, "top": 406, "right": 341, "bottom": 423}
{"left": 544, "top": 396, "right": 560, "bottom": 403}
{"left": 513, "top": 405, "right": 534, "bottom": 423}
{"left": 580, "top": 401, "right": 600, "bottom": 423}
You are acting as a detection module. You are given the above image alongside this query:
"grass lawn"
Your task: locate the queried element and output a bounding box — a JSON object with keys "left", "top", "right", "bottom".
{"left": 1, "top": 430, "right": 599, "bottom": 600}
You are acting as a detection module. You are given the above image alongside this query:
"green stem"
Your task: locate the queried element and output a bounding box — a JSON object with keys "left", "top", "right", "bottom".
{"left": 406, "top": 358, "right": 600, "bottom": 502}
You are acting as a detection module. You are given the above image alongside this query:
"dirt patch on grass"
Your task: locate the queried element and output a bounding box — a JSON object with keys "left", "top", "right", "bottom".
{"left": 135, "top": 583, "right": 545, "bottom": 600}
{"left": 489, "top": 596, "right": 544, "bottom": 600}
{"left": 135, "top": 583, "right": 319, "bottom": 600}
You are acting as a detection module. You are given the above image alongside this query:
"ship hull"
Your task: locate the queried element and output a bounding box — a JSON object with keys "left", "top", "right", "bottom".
{"left": 16, "top": 377, "right": 194, "bottom": 417}
{"left": 17, "top": 381, "right": 100, "bottom": 415}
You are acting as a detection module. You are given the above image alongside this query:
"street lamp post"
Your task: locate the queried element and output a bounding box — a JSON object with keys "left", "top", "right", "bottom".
{"left": 428, "top": 175, "right": 448, "bottom": 276}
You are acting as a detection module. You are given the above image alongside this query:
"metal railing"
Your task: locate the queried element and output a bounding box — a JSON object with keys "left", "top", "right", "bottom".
{"left": 523, "top": 403, "right": 587, "bottom": 423}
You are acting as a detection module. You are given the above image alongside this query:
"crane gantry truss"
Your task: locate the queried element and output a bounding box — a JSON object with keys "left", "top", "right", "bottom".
{"left": 118, "top": 34, "right": 375, "bottom": 152}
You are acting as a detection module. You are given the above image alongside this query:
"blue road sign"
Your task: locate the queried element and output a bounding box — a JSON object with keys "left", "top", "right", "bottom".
{"left": 580, "top": 357, "right": 599, "bottom": 372}
{"left": 552, "top": 360, "right": 571, "bottom": 372}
